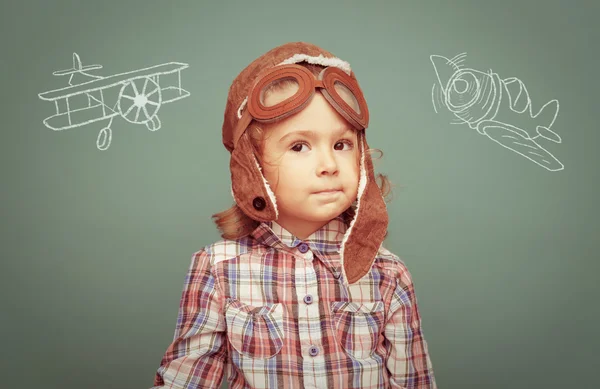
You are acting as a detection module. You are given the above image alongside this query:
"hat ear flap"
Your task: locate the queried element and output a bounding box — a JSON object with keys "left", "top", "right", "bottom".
{"left": 230, "top": 133, "right": 278, "bottom": 222}
{"left": 340, "top": 134, "right": 388, "bottom": 284}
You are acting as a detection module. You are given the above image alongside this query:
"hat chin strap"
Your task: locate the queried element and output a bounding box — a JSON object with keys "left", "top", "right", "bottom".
{"left": 339, "top": 133, "right": 389, "bottom": 285}
{"left": 230, "top": 133, "right": 278, "bottom": 222}
{"left": 339, "top": 134, "right": 368, "bottom": 281}
{"left": 253, "top": 155, "right": 278, "bottom": 218}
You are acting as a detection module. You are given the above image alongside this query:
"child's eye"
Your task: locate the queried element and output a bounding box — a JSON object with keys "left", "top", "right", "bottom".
{"left": 290, "top": 142, "right": 309, "bottom": 152}
{"left": 334, "top": 140, "right": 354, "bottom": 151}
{"left": 290, "top": 140, "right": 354, "bottom": 153}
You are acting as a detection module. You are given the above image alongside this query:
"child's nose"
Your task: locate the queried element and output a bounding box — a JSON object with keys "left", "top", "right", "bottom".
{"left": 317, "top": 150, "right": 338, "bottom": 175}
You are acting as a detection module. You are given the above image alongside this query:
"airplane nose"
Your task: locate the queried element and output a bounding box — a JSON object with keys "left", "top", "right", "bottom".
{"left": 430, "top": 55, "right": 459, "bottom": 90}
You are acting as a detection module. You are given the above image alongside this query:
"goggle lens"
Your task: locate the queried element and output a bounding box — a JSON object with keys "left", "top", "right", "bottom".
{"left": 333, "top": 80, "right": 361, "bottom": 115}
{"left": 259, "top": 77, "right": 300, "bottom": 107}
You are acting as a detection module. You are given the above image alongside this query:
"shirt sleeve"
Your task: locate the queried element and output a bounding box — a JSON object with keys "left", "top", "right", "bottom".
{"left": 384, "top": 264, "right": 438, "bottom": 389}
{"left": 151, "top": 249, "right": 227, "bottom": 389}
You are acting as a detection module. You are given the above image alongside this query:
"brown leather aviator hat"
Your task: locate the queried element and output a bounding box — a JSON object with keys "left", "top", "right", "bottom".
{"left": 221, "top": 42, "right": 388, "bottom": 285}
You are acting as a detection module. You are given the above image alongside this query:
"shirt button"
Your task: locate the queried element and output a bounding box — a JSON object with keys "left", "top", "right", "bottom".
{"left": 308, "top": 345, "right": 319, "bottom": 357}
{"left": 298, "top": 243, "right": 309, "bottom": 253}
{"left": 303, "top": 294, "right": 313, "bottom": 304}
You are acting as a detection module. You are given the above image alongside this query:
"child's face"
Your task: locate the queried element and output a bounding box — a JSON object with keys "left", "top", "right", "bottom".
{"left": 259, "top": 89, "right": 360, "bottom": 238}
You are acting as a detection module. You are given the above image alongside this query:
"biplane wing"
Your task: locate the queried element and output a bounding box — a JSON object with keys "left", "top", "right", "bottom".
{"left": 38, "top": 62, "right": 189, "bottom": 101}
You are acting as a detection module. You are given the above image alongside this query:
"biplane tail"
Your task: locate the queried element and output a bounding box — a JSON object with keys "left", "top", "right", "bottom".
{"left": 52, "top": 53, "right": 103, "bottom": 78}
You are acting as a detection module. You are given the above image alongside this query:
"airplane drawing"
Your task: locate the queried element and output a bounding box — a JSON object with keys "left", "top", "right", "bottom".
{"left": 431, "top": 53, "right": 563, "bottom": 171}
{"left": 38, "top": 53, "right": 190, "bottom": 150}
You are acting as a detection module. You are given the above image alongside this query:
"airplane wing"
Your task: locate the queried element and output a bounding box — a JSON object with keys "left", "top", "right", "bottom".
{"left": 38, "top": 62, "right": 189, "bottom": 101}
{"left": 479, "top": 120, "right": 564, "bottom": 171}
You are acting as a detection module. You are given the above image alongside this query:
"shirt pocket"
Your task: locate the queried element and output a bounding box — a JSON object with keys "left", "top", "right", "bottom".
{"left": 331, "top": 300, "right": 385, "bottom": 360}
{"left": 224, "top": 298, "right": 285, "bottom": 359}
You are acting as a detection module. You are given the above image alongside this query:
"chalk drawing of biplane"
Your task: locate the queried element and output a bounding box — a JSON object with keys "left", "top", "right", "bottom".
{"left": 38, "top": 53, "right": 190, "bottom": 150}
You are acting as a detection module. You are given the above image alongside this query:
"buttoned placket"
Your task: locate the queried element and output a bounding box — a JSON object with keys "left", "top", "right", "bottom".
{"left": 294, "top": 242, "right": 325, "bottom": 389}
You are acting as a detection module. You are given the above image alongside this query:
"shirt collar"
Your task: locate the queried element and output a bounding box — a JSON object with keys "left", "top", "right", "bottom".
{"left": 250, "top": 214, "right": 348, "bottom": 258}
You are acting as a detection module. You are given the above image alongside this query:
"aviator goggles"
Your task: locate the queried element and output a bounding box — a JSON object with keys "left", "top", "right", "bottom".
{"left": 232, "top": 64, "right": 370, "bottom": 148}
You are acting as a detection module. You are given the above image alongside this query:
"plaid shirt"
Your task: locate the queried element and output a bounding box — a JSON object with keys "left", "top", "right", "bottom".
{"left": 152, "top": 215, "right": 437, "bottom": 388}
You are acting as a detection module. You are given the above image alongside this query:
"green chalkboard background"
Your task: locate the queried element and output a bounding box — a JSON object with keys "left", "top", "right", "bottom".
{"left": 2, "top": 1, "right": 598, "bottom": 388}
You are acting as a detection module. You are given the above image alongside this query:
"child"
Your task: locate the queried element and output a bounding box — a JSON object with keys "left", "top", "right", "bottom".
{"left": 152, "top": 42, "right": 437, "bottom": 389}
